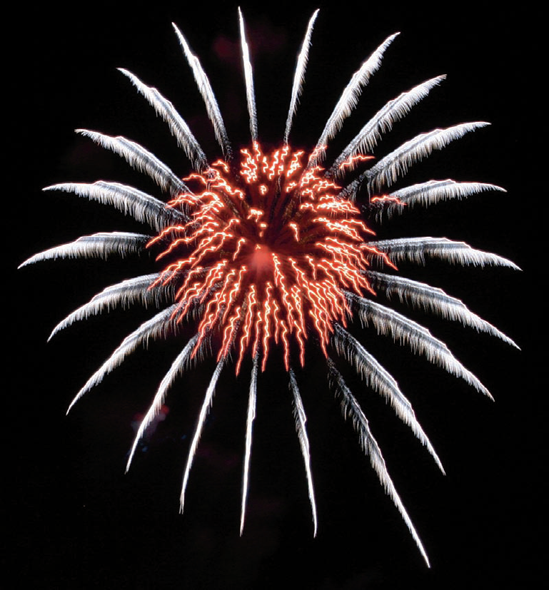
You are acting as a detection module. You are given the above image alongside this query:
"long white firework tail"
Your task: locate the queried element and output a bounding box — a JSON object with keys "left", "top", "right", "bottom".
{"left": 327, "top": 359, "right": 431, "bottom": 567}
{"left": 289, "top": 369, "right": 318, "bottom": 537}
{"left": 240, "top": 355, "right": 258, "bottom": 535}
{"left": 284, "top": 9, "right": 319, "bottom": 144}
{"left": 314, "top": 32, "right": 400, "bottom": 159}
{"left": 180, "top": 360, "right": 225, "bottom": 514}
{"left": 126, "top": 335, "right": 200, "bottom": 472}
{"left": 172, "top": 23, "right": 232, "bottom": 160}
{"left": 238, "top": 8, "right": 258, "bottom": 142}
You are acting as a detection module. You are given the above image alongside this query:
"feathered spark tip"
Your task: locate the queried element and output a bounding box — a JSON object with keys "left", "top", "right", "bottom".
{"left": 20, "top": 10, "right": 519, "bottom": 566}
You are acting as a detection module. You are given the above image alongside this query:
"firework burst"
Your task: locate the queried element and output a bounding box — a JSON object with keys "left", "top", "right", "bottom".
{"left": 19, "top": 10, "right": 519, "bottom": 565}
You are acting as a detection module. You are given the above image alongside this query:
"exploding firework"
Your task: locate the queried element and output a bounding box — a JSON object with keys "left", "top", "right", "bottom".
{"left": 19, "top": 10, "right": 519, "bottom": 565}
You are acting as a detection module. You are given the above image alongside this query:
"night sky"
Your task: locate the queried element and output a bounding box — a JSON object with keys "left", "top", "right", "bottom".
{"left": 8, "top": 2, "right": 543, "bottom": 588}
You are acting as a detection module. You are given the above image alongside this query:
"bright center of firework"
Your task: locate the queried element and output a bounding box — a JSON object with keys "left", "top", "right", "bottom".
{"left": 148, "top": 143, "right": 383, "bottom": 373}
{"left": 249, "top": 246, "right": 273, "bottom": 273}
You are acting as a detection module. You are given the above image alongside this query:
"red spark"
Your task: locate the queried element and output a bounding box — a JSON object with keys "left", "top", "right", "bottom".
{"left": 148, "top": 143, "right": 380, "bottom": 373}
{"left": 371, "top": 194, "right": 407, "bottom": 207}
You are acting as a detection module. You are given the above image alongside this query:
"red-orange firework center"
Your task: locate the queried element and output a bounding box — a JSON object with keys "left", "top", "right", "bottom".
{"left": 148, "top": 143, "right": 384, "bottom": 373}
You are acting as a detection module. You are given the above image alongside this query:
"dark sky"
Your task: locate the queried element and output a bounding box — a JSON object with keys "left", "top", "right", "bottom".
{"left": 8, "top": 2, "right": 542, "bottom": 589}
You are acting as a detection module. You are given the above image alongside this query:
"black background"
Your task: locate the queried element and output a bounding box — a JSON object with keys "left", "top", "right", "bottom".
{"left": 8, "top": 1, "right": 543, "bottom": 588}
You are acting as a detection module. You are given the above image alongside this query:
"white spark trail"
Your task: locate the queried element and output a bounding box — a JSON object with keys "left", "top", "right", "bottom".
{"left": 48, "top": 274, "right": 164, "bottom": 341}
{"left": 18, "top": 232, "right": 149, "bottom": 268}
{"left": 67, "top": 306, "right": 178, "bottom": 414}
{"left": 172, "top": 23, "right": 232, "bottom": 160}
{"left": 126, "top": 334, "right": 200, "bottom": 472}
{"left": 328, "top": 75, "right": 446, "bottom": 177}
{"left": 366, "top": 122, "right": 490, "bottom": 191}
{"left": 42, "top": 181, "right": 185, "bottom": 232}
{"left": 333, "top": 323, "right": 444, "bottom": 473}
{"left": 284, "top": 9, "right": 319, "bottom": 144}
{"left": 366, "top": 271, "right": 519, "bottom": 348}
{"left": 314, "top": 32, "right": 400, "bottom": 159}
{"left": 289, "top": 369, "right": 318, "bottom": 537}
{"left": 119, "top": 68, "right": 209, "bottom": 171}
{"left": 238, "top": 8, "right": 258, "bottom": 142}
{"left": 240, "top": 355, "right": 258, "bottom": 535}
{"left": 327, "top": 359, "right": 431, "bottom": 567}
{"left": 180, "top": 360, "right": 225, "bottom": 514}
{"left": 375, "top": 180, "right": 506, "bottom": 219}
{"left": 75, "top": 129, "right": 191, "bottom": 197}
{"left": 368, "top": 237, "right": 520, "bottom": 269}
{"left": 345, "top": 292, "right": 492, "bottom": 397}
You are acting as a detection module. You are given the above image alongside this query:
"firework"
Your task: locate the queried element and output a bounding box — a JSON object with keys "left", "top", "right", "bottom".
{"left": 19, "top": 10, "right": 519, "bottom": 565}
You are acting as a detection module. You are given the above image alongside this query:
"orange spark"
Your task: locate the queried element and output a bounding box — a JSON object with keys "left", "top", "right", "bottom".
{"left": 147, "top": 143, "right": 381, "bottom": 372}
